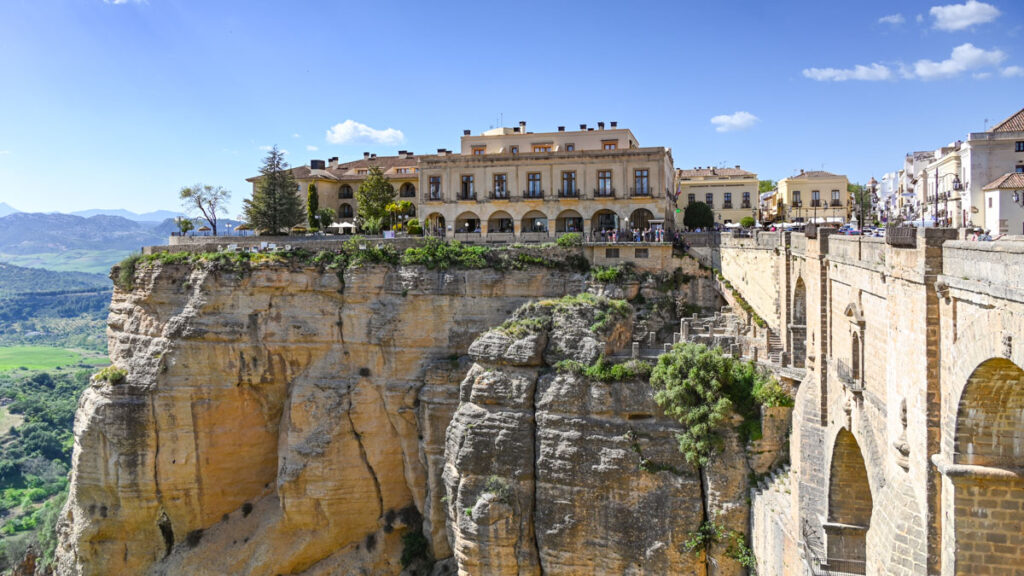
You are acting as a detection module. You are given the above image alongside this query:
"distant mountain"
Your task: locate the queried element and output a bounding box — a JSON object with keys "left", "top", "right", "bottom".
{"left": 69, "top": 208, "right": 184, "bottom": 222}
{"left": 0, "top": 261, "right": 109, "bottom": 297}
{"left": 0, "top": 213, "right": 166, "bottom": 254}
{"left": 0, "top": 202, "right": 19, "bottom": 217}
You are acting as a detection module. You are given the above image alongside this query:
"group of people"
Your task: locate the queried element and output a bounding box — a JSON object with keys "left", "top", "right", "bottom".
{"left": 591, "top": 227, "right": 668, "bottom": 243}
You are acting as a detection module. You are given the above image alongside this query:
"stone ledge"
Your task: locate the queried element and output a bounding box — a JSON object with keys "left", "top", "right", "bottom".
{"left": 931, "top": 453, "right": 1023, "bottom": 479}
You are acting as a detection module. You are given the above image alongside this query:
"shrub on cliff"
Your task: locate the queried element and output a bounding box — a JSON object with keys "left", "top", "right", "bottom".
{"left": 114, "top": 253, "right": 142, "bottom": 291}
{"left": 401, "top": 238, "right": 488, "bottom": 269}
{"left": 651, "top": 342, "right": 787, "bottom": 467}
{"left": 556, "top": 232, "right": 582, "bottom": 247}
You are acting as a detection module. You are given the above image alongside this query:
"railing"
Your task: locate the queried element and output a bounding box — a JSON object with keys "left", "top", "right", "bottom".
{"left": 457, "top": 192, "right": 477, "bottom": 201}
{"left": 399, "top": 190, "right": 416, "bottom": 198}
{"left": 830, "top": 200, "right": 842, "bottom": 207}
{"left": 630, "top": 186, "right": 652, "bottom": 197}
{"left": 810, "top": 200, "right": 822, "bottom": 208}
{"left": 558, "top": 188, "right": 580, "bottom": 198}
{"left": 741, "top": 202, "right": 751, "bottom": 209}
{"left": 792, "top": 201, "right": 803, "bottom": 208}
{"left": 338, "top": 191, "right": 354, "bottom": 199}
{"left": 523, "top": 189, "right": 545, "bottom": 199}
{"left": 885, "top": 225, "right": 917, "bottom": 248}
{"left": 425, "top": 194, "right": 442, "bottom": 202}
{"left": 593, "top": 188, "right": 616, "bottom": 198}
{"left": 834, "top": 359, "right": 863, "bottom": 392}
{"left": 723, "top": 202, "right": 733, "bottom": 209}
{"left": 488, "top": 190, "right": 510, "bottom": 200}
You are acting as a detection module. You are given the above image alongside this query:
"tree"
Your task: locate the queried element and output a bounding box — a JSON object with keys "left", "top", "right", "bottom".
{"left": 243, "top": 146, "right": 304, "bottom": 235}
{"left": 179, "top": 183, "right": 231, "bottom": 236}
{"left": 175, "top": 217, "right": 194, "bottom": 236}
{"left": 683, "top": 201, "right": 714, "bottom": 230}
{"left": 315, "top": 207, "right": 335, "bottom": 231}
{"left": 385, "top": 200, "right": 415, "bottom": 230}
{"left": 740, "top": 216, "right": 755, "bottom": 228}
{"left": 758, "top": 180, "right": 776, "bottom": 194}
{"left": 848, "top": 183, "right": 873, "bottom": 226}
{"left": 307, "top": 183, "right": 320, "bottom": 230}
{"left": 356, "top": 166, "right": 395, "bottom": 223}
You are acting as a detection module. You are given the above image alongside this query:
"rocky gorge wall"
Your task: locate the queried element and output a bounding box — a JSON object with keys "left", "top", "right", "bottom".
{"left": 56, "top": 252, "right": 764, "bottom": 576}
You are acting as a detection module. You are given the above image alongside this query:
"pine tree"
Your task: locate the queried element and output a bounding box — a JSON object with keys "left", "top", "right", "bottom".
{"left": 356, "top": 166, "right": 395, "bottom": 224}
{"left": 307, "top": 183, "right": 319, "bottom": 230}
{"left": 243, "top": 146, "right": 303, "bottom": 235}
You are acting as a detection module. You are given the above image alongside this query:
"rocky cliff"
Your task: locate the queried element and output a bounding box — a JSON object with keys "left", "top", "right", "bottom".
{"left": 55, "top": 251, "right": 772, "bottom": 576}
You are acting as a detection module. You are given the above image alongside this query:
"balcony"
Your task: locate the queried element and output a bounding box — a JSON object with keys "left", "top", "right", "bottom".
{"left": 489, "top": 190, "right": 510, "bottom": 200}
{"left": 425, "top": 193, "right": 443, "bottom": 202}
{"left": 338, "top": 191, "right": 354, "bottom": 200}
{"left": 522, "top": 189, "right": 545, "bottom": 200}
{"left": 810, "top": 200, "right": 822, "bottom": 208}
{"left": 630, "top": 186, "right": 652, "bottom": 197}
{"left": 830, "top": 200, "right": 842, "bottom": 207}
{"left": 741, "top": 201, "right": 751, "bottom": 209}
{"left": 457, "top": 191, "right": 477, "bottom": 201}
{"left": 792, "top": 201, "right": 803, "bottom": 208}
{"left": 593, "top": 188, "right": 616, "bottom": 198}
{"left": 558, "top": 187, "right": 581, "bottom": 198}
{"left": 723, "top": 202, "right": 733, "bottom": 209}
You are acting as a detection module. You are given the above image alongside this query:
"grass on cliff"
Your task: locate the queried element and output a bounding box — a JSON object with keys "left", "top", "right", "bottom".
{"left": 651, "top": 342, "right": 791, "bottom": 468}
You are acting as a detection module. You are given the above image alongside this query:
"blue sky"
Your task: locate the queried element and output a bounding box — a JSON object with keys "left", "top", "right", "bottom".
{"left": 0, "top": 0, "right": 1022, "bottom": 216}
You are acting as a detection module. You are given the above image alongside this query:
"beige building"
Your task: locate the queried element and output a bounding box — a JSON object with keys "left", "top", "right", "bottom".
{"left": 675, "top": 166, "right": 758, "bottom": 226}
{"left": 417, "top": 122, "right": 675, "bottom": 242}
{"left": 247, "top": 152, "right": 420, "bottom": 226}
{"left": 775, "top": 170, "right": 850, "bottom": 224}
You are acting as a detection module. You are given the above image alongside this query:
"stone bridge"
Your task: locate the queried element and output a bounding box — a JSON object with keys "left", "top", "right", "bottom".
{"left": 714, "top": 229, "right": 1024, "bottom": 576}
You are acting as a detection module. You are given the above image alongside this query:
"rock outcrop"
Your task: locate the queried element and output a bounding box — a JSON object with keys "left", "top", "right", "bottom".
{"left": 56, "top": 260, "right": 584, "bottom": 576}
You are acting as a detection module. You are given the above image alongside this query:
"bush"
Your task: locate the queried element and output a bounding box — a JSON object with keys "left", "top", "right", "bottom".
{"left": 401, "top": 238, "right": 489, "bottom": 270}
{"left": 740, "top": 216, "right": 756, "bottom": 228}
{"left": 400, "top": 528, "right": 432, "bottom": 569}
{"left": 406, "top": 218, "right": 423, "bottom": 235}
{"left": 94, "top": 366, "right": 126, "bottom": 385}
{"left": 591, "top": 265, "right": 623, "bottom": 283}
{"left": 556, "top": 232, "right": 582, "bottom": 247}
{"left": 114, "top": 253, "right": 142, "bottom": 291}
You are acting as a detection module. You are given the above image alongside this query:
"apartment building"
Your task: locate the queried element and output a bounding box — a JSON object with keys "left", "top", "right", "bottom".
{"left": 775, "top": 170, "right": 850, "bottom": 223}
{"left": 417, "top": 122, "right": 674, "bottom": 241}
{"left": 675, "top": 166, "right": 758, "bottom": 226}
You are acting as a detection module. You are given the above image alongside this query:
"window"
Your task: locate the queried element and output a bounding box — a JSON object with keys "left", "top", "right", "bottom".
{"left": 340, "top": 204, "right": 354, "bottom": 218}
{"left": 989, "top": 197, "right": 993, "bottom": 208}
{"left": 493, "top": 174, "right": 507, "bottom": 197}
{"left": 1016, "top": 141, "right": 1024, "bottom": 152}
{"left": 688, "top": 193, "right": 695, "bottom": 205}
{"left": 602, "top": 140, "right": 618, "bottom": 150}
{"left": 832, "top": 190, "right": 841, "bottom": 205}
{"left": 357, "top": 169, "right": 368, "bottom": 175}
{"left": 532, "top": 145, "right": 552, "bottom": 153}
{"left": 597, "top": 170, "right": 613, "bottom": 196}
{"left": 706, "top": 193, "right": 714, "bottom": 208}
{"left": 339, "top": 185, "right": 354, "bottom": 199}
{"left": 724, "top": 192, "right": 733, "bottom": 207}
{"left": 742, "top": 192, "right": 751, "bottom": 207}
{"left": 634, "top": 248, "right": 649, "bottom": 259}
{"left": 812, "top": 190, "right": 820, "bottom": 207}
{"left": 634, "top": 169, "right": 649, "bottom": 195}
{"left": 527, "top": 173, "right": 542, "bottom": 197}
{"left": 510, "top": 146, "right": 519, "bottom": 155}
{"left": 606, "top": 248, "right": 619, "bottom": 258}
{"left": 793, "top": 191, "right": 802, "bottom": 206}
{"left": 565, "top": 143, "right": 575, "bottom": 152}
{"left": 1017, "top": 165, "right": 1024, "bottom": 173}
{"left": 460, "top": 175, "right": 475, "bottom": 199}
{"left": 395, "top": 168, "right": 411, "bottom": 174}
{"left": 472, "top": 146, "right": 485, "bottom": 156}
{"left": 561, "top": 171, "right": 577, "bottom": 195}
{"left": 429, "top": 176, "right": 441, "bottom": 199}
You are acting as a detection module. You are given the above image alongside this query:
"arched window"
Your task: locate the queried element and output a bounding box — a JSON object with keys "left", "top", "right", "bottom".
{"left": 340, "top": 204, "right": 354, "bottom": 218}
{"left": 339, "top": 185, "right": 353, "bottom": 199}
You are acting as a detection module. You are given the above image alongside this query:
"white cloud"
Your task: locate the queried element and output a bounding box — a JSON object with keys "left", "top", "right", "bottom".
{"left": 292, "top": 133, "right": 301, "bottom": 139}
{"left": 930, "top": 0, "right": 1000, "bottom": 31}
{"left": 709, "top": 111, "right": 759, "bottom": 133}
{"left": 1002, "top": 65, "right": 1024, "bottom": 77}
{"left": 916, "top": 13, "right": 925, "bottom": 23}
{"left": 306, "top": 145, "right": 318, "bottom": 151}
{"left": 802, "top": 63, "right": 893, "bottom": 81}
{"left": 0, "top": 150, "right": 10, "bottom": 155}
{"left": 879, "top": 14, "right": 905, "bottom": 25}
{"left": 326, "top": 120, "right": 404, "bottom": 145}
{"left": 973, "top": 72, "right": 992, "bottom": 79}
{"left": 912, "top": 43, "right": 1005, "bottom": 79}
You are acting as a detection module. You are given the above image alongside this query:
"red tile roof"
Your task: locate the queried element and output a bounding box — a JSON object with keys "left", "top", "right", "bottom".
{"left": 676, "top": 167, "right": 756, "bottom": 178}
{"left": 989, "top": 108, "right": 1024, "bottom": 133}
{"left": 983, "top": 172, "right": 1024, "bottom": 191}
{"left": 786, "top": 170, "right": 844, "bottom": 180}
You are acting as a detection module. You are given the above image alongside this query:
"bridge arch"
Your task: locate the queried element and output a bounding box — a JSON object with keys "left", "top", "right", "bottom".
{"left": 824, "top": 429, "right": 872, "bottom": 574}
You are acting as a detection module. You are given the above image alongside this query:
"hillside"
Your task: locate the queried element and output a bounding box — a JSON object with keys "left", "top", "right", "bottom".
{"left": 0, "top": 213, "right": 165, "bottom": 254}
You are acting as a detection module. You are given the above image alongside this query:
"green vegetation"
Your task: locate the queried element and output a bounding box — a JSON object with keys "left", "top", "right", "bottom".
{"left": 243, "top": 145, "right": 304, "bottom": 235}
{"left": 400, "top": 528, "right": 432, "bottom": 569}
{"left": 0, "top": 347, "right": 104, "bottom": 372}
{"left": 554, "top": 356, "right": 652, "bottom": 382}
{"left": 684, "top": 521, "right": 757, "bottom": 573}
{"left": 740, "top": 216, "right": 756, "bottom": 228}
{"left": 684, "top": 201, "right": 714, "bottom": 230}
{"left": 591, "top": 265, "right": 624, "bottom": 283}
{"left": 0, "top": 369, "right": 92, "bottom": 572}
{"left": 651, "top": 342, "right": 789, "bottom": 467}
{"left": 93, "top": 365, "right": 126, "bottom": 384}
{"left": 556, "top": 232, "right": 582, "bottom": 247}
{"left": 401, "top": 237, "right": 488, "bottom": 270}
{"left": 179, "top": 183, "right": 230, "bottom": 236}
{"left": 406, "top": 218, "right": 423, "bottom": 236}
{"left": 306, "top": 183, "right": 320, "bottom": 230}
{"left": 758, "top": 180, "right": 776, "bottom": 194}
{"left": 715, "top": 271, "right": 766, "bottom": 328}
{"left": 0, "top": 250, "right": 131, "bottom": 275}
{"left": 356, "top": 166, "right": 396, "bottom": 225}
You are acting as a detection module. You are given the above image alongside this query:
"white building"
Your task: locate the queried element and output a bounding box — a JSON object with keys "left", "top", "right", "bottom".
{"left": 982, "top": 172, "right": 1024, "bottom": 236}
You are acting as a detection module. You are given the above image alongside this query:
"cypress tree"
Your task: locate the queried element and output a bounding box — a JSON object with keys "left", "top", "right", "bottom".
{"left": 307, "top": 183, "right": 319, "bottom": 230}
{"left": 243, "top": 146, "right": 303, "bottom": 235}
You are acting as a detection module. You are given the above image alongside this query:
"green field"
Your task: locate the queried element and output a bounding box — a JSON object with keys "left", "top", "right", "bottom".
{"left": 0, "top": 250, "right": 130, "bottom": 274}
{"left": 0, "top": 346, "right": 108, "bottom": 372}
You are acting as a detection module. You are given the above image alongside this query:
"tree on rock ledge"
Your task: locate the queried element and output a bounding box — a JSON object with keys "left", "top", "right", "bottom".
{"left": 244, "top": 146, "right": 303, "bottom": 235}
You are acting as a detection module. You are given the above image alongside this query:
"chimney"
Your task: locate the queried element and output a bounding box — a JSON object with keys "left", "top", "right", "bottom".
{"left": 580, "top": 124, "right": 587, "bottom": 130}
{"left": 311, "top": 159, "right": 325, "bottom": 170}
{"left": 598, "top": 121, "right": 605, "bottom": 130}
{"left": 328, "top": 157, "right": 339, "bottom": 169}
{"left": 371, "top": 153, "right": 377, "bottom": 159}
{"left": 610, "top": 121, "right": 618, "bottom": 128}
{"left": 398, "top": 150, "right": 406, "bottom": 156}
{"left": 558, "top": 126, "right": 565, "bottom": 132}
{"left": 734, "top": 165, "right": 740, "bottom": 169}
{"left": 463, "top": 129, "right": 471, "bottom": 135}
{"left": 519, "top": 121, "right": 526, "bottom": 133}
{"left": 800, "top": 169, "right": 805, "bottom": 175}
{"left": 363, "top": 152, "right": 370, "bottom": 159}
{"left": 437, "top": 148, "right": 445, "bottom": 154}
{"left": 587, "top": 128, "right": 594, "bottom": 131}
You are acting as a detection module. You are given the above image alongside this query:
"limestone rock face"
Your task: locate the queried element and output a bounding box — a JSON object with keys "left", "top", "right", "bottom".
{"left": 56, "top": 261, "right": 584, "bottom": 576}
{"left": 443, "top": 299, "right": 708, "bottom": 576}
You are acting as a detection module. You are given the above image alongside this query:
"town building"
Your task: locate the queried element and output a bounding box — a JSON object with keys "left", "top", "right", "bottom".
{"left": 982, "top": 172, "right": 1024, "bottom": 235}
{"left": 774, "top": 170, "right": 851, "bottom": 224}
{"left": 416, "top": 122, "right": 675, "bottom": 241}
{"left": 674, "top": 166, "right": 758, "bottom": 226}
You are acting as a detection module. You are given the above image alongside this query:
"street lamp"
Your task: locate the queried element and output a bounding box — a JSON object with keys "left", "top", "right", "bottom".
{"left": 934, "top": 172, "right": 962, "bottom": 227}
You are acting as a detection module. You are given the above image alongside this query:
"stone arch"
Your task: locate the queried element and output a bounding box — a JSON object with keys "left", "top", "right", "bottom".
{"left": 555, "top": 209, "right": 583, "bottom": 233}
{"left": 591, "top": 209, "right": 620, "bottom": 235}
{"left": 825, "top": 429, "right": 872, "bottom": 574}
{"left": 399, "top": 182, "right": 416, "bottom": 198}
{"left": 455, "top": 211, "right": 480, "bottom": 233}
{"left": 487, "top": 210, "right": 514, "bottom": 234}
{"left": 629, "top": 208, "right": 654, "bottom": 230}
{"left": 793, "top": 278, "right": 807, "bottom": 325}
{"left": 947, "top": 358, "right": 1024, "bottom": 573}
{"left": 425, "top": 212, "right": 446, "bottom": 236}
{"left": 339, "top": 203, "right": 354, "bottom": 219}
{"left": 522, "top": 210, "right": 549, "bottom": 233}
